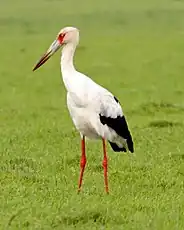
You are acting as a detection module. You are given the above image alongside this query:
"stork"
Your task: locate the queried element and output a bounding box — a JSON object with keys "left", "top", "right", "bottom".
{"left": 33, "top": 27, "right": 134, "bottom": 194}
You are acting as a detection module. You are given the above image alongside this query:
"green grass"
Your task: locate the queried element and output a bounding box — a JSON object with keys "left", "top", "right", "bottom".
{"left": 1, "top": 0, "right": 184, "bottom": 229}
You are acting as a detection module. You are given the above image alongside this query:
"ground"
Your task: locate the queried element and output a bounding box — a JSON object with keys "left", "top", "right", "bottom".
{"left": 1, "top": 0, "right": 184, "bottom": 229}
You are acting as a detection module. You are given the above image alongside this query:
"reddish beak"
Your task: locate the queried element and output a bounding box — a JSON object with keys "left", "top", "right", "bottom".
{"left": 32, "top": 39, "right": 61, "bottom": 71}
{"left": 33, "top": 51, "right": 52, "bottom": 71}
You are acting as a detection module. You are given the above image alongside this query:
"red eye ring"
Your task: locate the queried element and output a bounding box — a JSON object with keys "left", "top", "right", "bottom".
{"left": 58, "top": 33, "right": 66, "bottom": 44}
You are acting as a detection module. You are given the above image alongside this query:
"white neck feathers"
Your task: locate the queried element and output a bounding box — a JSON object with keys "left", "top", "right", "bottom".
{"left": 61, "top": 42, "right": 76, "bottom": 73}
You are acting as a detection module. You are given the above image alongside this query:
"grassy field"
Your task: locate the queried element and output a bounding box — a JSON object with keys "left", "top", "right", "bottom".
{"left": 1, "top": 0, "right": 184, "bottom": 229}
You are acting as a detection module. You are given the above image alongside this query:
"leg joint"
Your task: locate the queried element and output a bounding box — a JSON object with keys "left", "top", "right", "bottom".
{"left": 103, "top": 158, "right": 107, "bottom": 168}
{"left": 80, "top": 157, "right": 86, "bottom": 168}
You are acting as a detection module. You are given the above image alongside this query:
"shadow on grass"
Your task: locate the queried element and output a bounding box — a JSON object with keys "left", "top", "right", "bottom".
{"left": 7, "top": 157, "right": 36, "bottom": 171}
{"left": 129, "top": 102, "right": 184, "bottom": 116}
{"left": 170, "top": 154, "right": 184, "bottom": 160}
{"left": 3, "top": 157, "right": 50, "bottom": 184}
{"left": 92, "top": 165, "right": 103, "bottom": 172}
{"left": 148, "top": 120, "right": 183, "bottom": 128}
{"left": 52, "top": 211, "right": 107, "bottom": 227}
{"left": 66, "top": 155, "right": 80, "bottom": 166}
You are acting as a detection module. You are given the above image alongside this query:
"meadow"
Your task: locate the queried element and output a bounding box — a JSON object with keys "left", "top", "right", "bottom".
{"left": 1, "top": 0, "right": 184, "bottom": 229}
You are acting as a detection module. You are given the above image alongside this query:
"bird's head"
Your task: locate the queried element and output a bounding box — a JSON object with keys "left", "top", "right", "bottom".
{"left": 33, "top": 26, "right": 79, "bottom": 71}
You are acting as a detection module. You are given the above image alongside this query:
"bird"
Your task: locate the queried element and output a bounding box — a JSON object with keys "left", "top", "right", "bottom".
{"left": 33, "top": 26, "right": 134, "bottom": 194}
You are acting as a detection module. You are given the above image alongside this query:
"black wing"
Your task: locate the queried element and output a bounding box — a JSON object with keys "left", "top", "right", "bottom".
{"left": 100, "top": 114, "right": 134, "bottom": 153}
{"left": 99, "top": 95, "right": 134, "bottom": 153}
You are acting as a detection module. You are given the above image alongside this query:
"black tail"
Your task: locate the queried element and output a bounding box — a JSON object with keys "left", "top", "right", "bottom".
{"left": 100, "top": 115, "right": 134, "bottom": 153}
{"left": 109, "top": 142, "right": 127, "bottom": 152}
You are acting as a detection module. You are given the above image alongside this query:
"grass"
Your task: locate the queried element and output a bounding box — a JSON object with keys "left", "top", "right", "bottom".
{"left": 1, "top": 0, "right": 184, "bottom": 229}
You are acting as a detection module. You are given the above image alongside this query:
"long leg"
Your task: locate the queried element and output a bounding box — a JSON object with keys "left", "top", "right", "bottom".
{"left": 102, "top": 138, "right": 109, "bottom": 194}
{"left": 78, "top": 136, "right": 87, "bottom": 193}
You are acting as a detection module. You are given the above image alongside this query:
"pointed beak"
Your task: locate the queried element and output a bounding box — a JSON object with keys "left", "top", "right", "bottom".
{"left": 33, "top": 39, "right": 61, "bottom": 71}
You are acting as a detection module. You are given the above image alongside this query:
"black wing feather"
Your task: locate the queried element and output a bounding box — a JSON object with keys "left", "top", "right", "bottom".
{"left": 99, "top": 115, "right": 134, "bottom": 153}
{"left": 109, "top": 142, "right": 127, "bottom": 152}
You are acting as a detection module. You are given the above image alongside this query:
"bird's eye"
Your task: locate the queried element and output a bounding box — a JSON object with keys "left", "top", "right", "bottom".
{"left": 58, "top": 33, "right": 66, "bottom": 44}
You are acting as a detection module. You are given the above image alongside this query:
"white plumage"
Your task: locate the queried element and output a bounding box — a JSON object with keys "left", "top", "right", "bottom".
{"left": 66, "top": 73, "right": 122, "bottom": 140}
{"left": 33, "top": 26, "right": 134, "bottom": 193}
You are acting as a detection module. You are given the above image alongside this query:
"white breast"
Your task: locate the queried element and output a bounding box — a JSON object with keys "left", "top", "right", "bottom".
{"left": 66, "top": 92, "right": 100, "bottom": 139}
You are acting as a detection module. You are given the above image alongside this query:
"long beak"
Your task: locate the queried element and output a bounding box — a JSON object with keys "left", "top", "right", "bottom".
{"left": 33, "top": 39, "right": 61, "bottom": 71}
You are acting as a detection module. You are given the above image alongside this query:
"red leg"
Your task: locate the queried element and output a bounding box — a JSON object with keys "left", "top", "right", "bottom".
{"left": 78, "top": 136, "right": 86, "bottom": 193}
{"left": 102, "top": 138, "right": 109, "bottom": 194}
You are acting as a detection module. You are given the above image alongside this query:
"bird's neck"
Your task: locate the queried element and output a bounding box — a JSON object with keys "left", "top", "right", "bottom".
{"left": 61, "top": 42, "right": 76, "bottom": 73}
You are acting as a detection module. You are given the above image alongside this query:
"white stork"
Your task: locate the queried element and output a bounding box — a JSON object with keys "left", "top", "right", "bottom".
{"left": 33, "top": 27, "right": 134, "bottom": 194}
